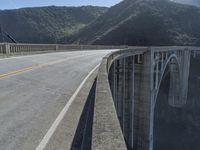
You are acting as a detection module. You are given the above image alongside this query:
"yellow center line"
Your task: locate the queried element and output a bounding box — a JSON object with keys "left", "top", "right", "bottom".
{"left": 0, "top": 58, "right": 72, "bottom": 79}
{"left": 0, "top": 65, "right": 38, "bottom": 79}
{"left": 0, "top": 53, "right": 97, "bottom": 79}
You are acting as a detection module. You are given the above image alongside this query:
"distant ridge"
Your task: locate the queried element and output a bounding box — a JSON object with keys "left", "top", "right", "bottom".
{"left": 66, "top": 0, "right": 200, "bottom": 46}
{"left": 171, "top": 0, "right": 200, "bottom": 7}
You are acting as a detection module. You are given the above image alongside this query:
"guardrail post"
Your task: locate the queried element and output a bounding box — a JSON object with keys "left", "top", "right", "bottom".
{"left": 2, "top": 43, "right": 6, "bottom": 54}
{"left": 5, "top": 43, "right": 10, "bottom": 55}
{"left": 55, "top": 44, "right": 59, "bottom": 51}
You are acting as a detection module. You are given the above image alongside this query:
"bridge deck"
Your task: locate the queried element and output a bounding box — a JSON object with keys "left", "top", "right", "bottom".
{"left": 0, "top": 50, "right": 112, "bottom": 150}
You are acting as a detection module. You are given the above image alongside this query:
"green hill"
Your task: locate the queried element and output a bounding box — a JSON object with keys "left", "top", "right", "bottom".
{"left": 0, "top": 6, "right": 107, "bottom": 43}
{"left": 66, "top": 0, "right": 200, "bottom": 46}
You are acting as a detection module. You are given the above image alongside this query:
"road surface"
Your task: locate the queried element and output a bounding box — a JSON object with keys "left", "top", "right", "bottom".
{"left": 0, "top": 50, "right": 113, "bottom": 150}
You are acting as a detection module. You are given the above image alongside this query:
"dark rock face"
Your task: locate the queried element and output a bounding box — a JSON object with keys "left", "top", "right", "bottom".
{"left": 68, "top": 0, "right": 200, "bottom": 46}
{"left": 154, "top": 54, "right": 200, "bottom": 150}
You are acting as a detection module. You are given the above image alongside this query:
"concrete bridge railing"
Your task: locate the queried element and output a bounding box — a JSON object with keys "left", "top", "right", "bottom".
{"left": 0, "top": 43, "right": 127, "bottom": 55}
{"left": 0, "top": 43, "right": 6, "bottom": 54}
{"left": 94, "top": 46, "right": 200, "bottom": 150}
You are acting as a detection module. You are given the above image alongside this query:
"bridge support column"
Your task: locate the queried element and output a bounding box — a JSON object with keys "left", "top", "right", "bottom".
{"left": 168, "top": 58, "right": 180, "bottom": 106}
{"left": 130, "top": 56, "right": 135, "bottom": 149}
{"left": 136, "top": 50, "right": 154, "bottom": 150}
{"left": 168, "top": 49, "right": 191, "bottom": 107}
{"left": 179, "top": 49, "right": 191, "bottom": 106}
{"left": 133, "top": 56, "right": 143, "bottom": 149}
{"left": 123, "top": 56, "right": 135, "bottom": 149}
{"left": 122, "top": 58, "right": 126, "bottom": 136}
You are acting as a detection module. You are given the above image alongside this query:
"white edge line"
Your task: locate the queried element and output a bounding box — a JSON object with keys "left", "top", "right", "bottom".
{"left": 35, "top": 64, "right": 100, "bottom": 150}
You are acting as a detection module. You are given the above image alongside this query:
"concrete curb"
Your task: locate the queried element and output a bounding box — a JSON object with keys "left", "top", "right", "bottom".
{"left": 43, "top": 67, "right": 99, "bottom": 150}
{"left": 92, "top": 58, "right": 127, "bottom": 150}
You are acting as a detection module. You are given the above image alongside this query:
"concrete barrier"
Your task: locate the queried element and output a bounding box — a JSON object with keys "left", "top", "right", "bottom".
{"left": 0, "top": 43, "right": 128, "bottom": 55}
{"left": 1, "top": 43, "right": 200, "bottom": 56}
{"left": 0, "top": 43, "right": 6, "bottom": 54}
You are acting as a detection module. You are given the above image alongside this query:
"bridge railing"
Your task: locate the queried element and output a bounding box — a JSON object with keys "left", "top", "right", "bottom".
{"left": 9, "top": 43, "right": 56, "bottom": 54}
{"left": 0, "top": 43, "right": 128, "bottom": 55}
{"left": 93, "top": 47, "right": 147, "bottom": 150}
{"left": 0, "top": 43, "right": 6, "bottom": 54}
{"left": 58, "top": 44, "right": 124, "bottom": 50}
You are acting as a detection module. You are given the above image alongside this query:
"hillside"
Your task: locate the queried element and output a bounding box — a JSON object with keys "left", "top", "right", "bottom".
{"left": 0, "top": 6, "right": 107, "bottom": 43}
{"left": 66, "top": 0, "right": 200, "bottom": 46}
{"left": 171, "top": 0, "right": 200, "bottom": 7}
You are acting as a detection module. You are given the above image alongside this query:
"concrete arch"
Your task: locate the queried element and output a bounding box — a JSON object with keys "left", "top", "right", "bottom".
{"left": 153, "top": 54, "right": 181, "bottom": 109}
{"left": 152, "top": 54, "right": 182, "bottom": 150}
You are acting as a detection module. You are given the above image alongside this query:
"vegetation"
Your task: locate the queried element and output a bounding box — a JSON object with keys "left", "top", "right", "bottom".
{"left": 1, "top": 0, "right": 200, "bottom": 46}
{"left": 66, "top": 0, "right": 200, "bottom": 46}
{"left": 0, "top": 6, "right": 107, "bottom": 43}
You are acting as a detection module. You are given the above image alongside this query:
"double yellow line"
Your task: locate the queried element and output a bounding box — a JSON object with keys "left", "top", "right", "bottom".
{"left": 0, "top": 66, "right": 38, "bottom": 79}
{"left": 0, "top": 59, "right": 69, "bottom": 79}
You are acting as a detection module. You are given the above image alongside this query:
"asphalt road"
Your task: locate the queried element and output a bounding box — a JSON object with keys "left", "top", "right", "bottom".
{"left": 0, "top": 50, "right": 113, "bottom": 150}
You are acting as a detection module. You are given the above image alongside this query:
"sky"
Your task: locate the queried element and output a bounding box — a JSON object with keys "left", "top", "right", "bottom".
{"left": 0, "top": 0, "right": 123, "bottom": 10}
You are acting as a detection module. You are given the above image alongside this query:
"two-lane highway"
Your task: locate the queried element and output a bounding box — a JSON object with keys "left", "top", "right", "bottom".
{"left": 0, "top": 50, "right": 113, "bottom": 150}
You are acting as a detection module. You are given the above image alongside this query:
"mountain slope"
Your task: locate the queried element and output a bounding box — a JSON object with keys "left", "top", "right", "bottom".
{"left": 0, "top": 6, "right": 107, "bottom": 43}
{"left": 171, "top": 0, "right": 200, "bottom": 7}
{"left": 67, "top": 0, "right": 200, "bottom": 46}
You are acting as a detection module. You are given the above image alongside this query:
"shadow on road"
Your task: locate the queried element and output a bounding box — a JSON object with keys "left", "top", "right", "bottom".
{"left": 70, "top": 79, "right": 96, "bottom": 150}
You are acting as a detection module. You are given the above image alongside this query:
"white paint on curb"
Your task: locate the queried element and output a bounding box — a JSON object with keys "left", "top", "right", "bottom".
{"left": 35, "top": 64, "right": 100, "bottom": 150}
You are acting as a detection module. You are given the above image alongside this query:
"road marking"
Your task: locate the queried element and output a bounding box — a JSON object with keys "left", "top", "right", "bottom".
{"left": 0, "top": 65, "right": 38, "bottom": 79}
{"left": 0, "top": 59, "right": 68, "bottom": 79}
{"left": 0, "top": 53, "right": 99, "bottom": 79}
{"left": 35, "top": 64, "right": 99, "bottom": 150}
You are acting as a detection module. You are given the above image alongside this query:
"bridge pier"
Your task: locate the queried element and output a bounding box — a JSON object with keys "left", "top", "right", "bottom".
{"left": 168, "top": 58, "right": 181, "bottom": 107}
{"left": 179, "top": 49, "right": 191, "bottom": 106}
{"left": 135, "top": 50, "right": 154, "bottom": 150}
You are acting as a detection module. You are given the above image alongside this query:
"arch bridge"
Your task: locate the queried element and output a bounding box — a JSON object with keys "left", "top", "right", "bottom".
{"left": 94, "top": 46, "right": 200, "bottom": 150}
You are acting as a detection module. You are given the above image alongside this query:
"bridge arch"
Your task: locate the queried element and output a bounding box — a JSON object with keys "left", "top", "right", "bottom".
{"left": 153, "top": 54, "right": 182, "bottom": 109}
{"left": 152, "top": 54, "right": 182, "bottom": 150}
